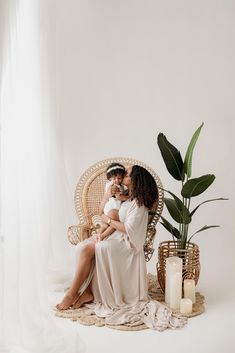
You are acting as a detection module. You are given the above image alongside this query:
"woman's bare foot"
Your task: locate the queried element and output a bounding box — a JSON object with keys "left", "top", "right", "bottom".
{"left": 71, "top": 291, "right": 94, "bottom": 309}
{"left": 56, "top": 291, "right": 79, "bottom": 310}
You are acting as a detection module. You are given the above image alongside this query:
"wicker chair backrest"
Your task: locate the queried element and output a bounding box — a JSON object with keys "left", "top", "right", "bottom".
{"left": 74, "top": 157, "right": 164, "bottom": 261}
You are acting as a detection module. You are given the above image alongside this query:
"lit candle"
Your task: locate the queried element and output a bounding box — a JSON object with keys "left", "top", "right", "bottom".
{"left": 180, "top": 298, "right": 193, "bottom": 315}
{"left": 165, "top": 256, "right": 182, "bottom": 309}
{"left": 184, "top": 279, "right": 196, "bottom": 304}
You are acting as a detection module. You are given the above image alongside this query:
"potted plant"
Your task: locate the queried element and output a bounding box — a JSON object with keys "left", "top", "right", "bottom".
{"left": 156, "top": 123, "right": 227, "bottom": 291}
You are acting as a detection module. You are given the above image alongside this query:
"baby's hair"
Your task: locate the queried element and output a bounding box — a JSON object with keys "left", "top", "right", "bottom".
{"left": 106, "top": 163, "right": 125, "bottom": 179}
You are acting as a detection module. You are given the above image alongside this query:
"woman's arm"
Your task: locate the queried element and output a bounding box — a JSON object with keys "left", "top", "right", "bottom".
{"left": 101, "top": 213, "right": 126, "bottom": 233}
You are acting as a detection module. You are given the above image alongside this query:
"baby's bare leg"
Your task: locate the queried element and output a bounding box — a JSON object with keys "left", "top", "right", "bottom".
{"left": 98, "top": 223, "right": 108, "bottom": 234}
{"left": 100, "top": 209, "right": 119, "bottom": 240}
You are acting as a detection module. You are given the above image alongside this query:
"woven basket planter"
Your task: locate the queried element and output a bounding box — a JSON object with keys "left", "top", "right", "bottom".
{"left": 157, "top": 241, "right": 200, "bottom": 292}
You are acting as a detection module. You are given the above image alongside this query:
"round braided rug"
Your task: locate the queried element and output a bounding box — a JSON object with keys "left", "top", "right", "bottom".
{"left": 54, "top": 274, "right": 205, "bottom": 331}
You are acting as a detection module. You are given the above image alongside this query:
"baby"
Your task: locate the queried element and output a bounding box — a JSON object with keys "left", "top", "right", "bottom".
{"left": 97, "top": 163, "right": 129, "bottom": 241}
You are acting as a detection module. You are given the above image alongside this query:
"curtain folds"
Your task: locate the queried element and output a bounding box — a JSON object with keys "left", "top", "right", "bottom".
{"left": 0, "top": 1, "right": 80, "bottom": 352}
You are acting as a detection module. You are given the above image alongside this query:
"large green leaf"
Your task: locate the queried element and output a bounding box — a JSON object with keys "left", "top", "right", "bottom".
{"left": 165, "top": 198, "right": 191, "bottom": 224}
{"left": 181, "top": 174, "right": 215, "bottom": 198}
{"left": 160, "top": 215, "right": 181, "bottom": 239}
{"left": 165, "top": 189, "right": 185, "bottom": 207}
{"left": 188, "top": 225, "right": 220, "bottom": 242}
{"left": 184, "top": 123, "right": 204, "bottom": 178}
{"left": 190, "top": 198, "right": 228, "bottom": 217}
{"left": 157, "top": 133, "right": 185, "bottom": 181}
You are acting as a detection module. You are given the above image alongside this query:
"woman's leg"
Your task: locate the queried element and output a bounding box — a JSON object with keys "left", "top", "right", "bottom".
{"left": 56, "top": 242, "right": 96, "bottom": 310}
{"left": 71, "top": 283, "right": 93, "bottom": 309}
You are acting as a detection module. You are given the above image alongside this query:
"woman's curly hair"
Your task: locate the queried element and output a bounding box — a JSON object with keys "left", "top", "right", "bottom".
{"left": 130, "top": 165, "right": 158, "bottom": 209}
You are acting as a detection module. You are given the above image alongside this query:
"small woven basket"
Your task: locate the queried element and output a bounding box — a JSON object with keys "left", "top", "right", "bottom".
{"left": 157, "top": 241, "right": 200, "bottom": 292}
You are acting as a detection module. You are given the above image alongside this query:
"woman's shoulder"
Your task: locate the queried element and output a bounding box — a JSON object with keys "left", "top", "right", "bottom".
{"left": 124, "top": 198, "right": 147, "bottom": 212}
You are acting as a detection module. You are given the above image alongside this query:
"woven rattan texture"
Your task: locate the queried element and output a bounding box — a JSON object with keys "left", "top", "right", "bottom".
{"left": 157, "top": 241, "right": 200, "bottom": 292}
{"left": 86, "top": 171, "right": 107, "bottom": 218}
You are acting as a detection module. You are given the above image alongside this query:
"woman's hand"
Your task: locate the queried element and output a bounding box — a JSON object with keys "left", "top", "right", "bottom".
{"left": 101, "top": 213, "right": 126, "bottom": 233}
{"left": 115, "top": 192, "right": 128, "bottom": 201}
{"left": 108, "top": 184, "right": 120, "bottom": 197}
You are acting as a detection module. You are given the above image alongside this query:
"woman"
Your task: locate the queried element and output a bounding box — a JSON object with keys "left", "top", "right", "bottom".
{"left": 56, "top": 165, "right": 187, "bottom": 330}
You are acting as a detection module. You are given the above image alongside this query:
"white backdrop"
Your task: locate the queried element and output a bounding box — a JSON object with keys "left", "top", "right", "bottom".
{"left": 55, "top": 0, "right": 235, "bottom": 290}
{"left": 0, "top": 1, "right": 234, "bottom": 352}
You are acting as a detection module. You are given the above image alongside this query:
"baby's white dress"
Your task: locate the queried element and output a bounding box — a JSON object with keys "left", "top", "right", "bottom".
{"left": 103, "top": 180, "right": 127, "bottom": 215}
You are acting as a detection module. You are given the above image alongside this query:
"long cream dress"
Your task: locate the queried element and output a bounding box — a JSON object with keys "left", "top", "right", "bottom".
{"left": 75, "top": 199, "right": 187, "bottom": 331}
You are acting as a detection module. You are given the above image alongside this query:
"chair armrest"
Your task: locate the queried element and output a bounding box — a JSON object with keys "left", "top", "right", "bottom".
{"left": 67, "top": 224, "right": 91, "bottom": 245}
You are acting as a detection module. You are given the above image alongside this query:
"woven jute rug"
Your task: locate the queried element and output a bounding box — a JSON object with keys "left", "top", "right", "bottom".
{"left": 54, "top": 274, "right": 205, "bottom": 331}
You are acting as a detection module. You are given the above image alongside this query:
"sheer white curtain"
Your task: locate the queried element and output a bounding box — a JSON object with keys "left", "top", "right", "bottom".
{"left": 0, "top": 1, "right": 81, "bottom": 352}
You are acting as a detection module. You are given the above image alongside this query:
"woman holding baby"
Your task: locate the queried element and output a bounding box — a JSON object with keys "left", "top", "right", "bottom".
{"left": 56, "top": 163, "right": 187, "bottom": 330}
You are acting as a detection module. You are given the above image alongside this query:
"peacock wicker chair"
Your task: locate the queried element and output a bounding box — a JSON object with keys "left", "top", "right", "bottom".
{"left": 67, "top": 157, "right": 164, "bottom": 262}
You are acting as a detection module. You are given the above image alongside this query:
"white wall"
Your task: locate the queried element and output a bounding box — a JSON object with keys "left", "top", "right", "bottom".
{"left": 55, "top": 0, "right": 235, "bottom": 284}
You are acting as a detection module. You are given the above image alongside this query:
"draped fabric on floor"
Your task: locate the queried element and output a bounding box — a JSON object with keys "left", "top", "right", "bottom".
{"left": 0, "top": 1, "right": 81, "bottom": 352}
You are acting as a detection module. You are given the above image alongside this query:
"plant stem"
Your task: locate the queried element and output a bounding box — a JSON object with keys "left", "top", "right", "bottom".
{"left": 182, "top": 196, "right": 187, "bottom": 249}
{"left": 181, "top": 181, "right": 185, "bottom": 249}
{"left": 185, "top": 198, "right": 191, "bottom": 248}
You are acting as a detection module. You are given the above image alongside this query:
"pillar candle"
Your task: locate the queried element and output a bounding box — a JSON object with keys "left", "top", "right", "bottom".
{"left": 165, "top": 256, "right": 182, "bottom": 308}
{"left": 169, "top": 272, "right": 182, "bottom": 310}
{"left": 184, "top": 279, "right": 196, "bottom": 304}
{"left": 180, "top": 298, "right": 193, "bottom": 314}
